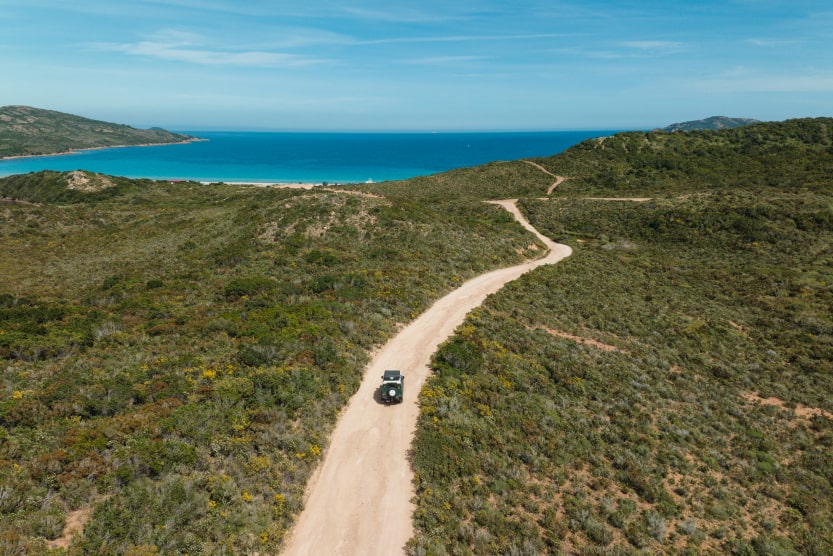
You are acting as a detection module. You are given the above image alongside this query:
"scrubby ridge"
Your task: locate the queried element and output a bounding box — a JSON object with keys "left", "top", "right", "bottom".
{"left": 532, "top": 117, "right": 833, "bottom": 196}
{"left": 660, "top": 116, "right": 761, "bottom": 132}
{"left": 0, "top": 106, "right": 195, "bottom": 159}
{"left": 0, "top": 172, "right": 538, "bottom": 553}
{"left": 346, "top": 159, "right": 554, "bottom": 201}
{"left": 408, "top": 120, "right": 833, "bottom": 554}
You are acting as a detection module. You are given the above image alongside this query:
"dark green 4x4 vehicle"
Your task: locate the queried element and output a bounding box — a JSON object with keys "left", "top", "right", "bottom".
{"left": 380, "top": 370, "right": 404, "bottom": 403}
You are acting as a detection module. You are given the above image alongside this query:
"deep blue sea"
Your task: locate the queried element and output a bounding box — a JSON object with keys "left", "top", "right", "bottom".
{"left": 0, "top": 130, "right": 620, "bottom": 184}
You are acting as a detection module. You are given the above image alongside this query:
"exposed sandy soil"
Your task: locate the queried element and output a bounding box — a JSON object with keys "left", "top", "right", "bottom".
{"left": 742, "top": 391, "right": 833, "bottom": 422}
{"left": 535, "top": 326, "right": 624, "bottom": 352}
{"left": 46, "top": 507, "right": 93, "bottom": 550}
{"left": 66, "top": 170, "right": 115, "bottom": 191}
{"left": 280, "top": 200, "right": 571, "bottom": 556}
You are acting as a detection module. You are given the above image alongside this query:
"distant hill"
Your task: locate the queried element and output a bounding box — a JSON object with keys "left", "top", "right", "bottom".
{"left": 660, "top": 115, "right": 762, "bottom": 132}
{"left": 0, "top": 105, "right": 196, "bottom": 159}
{"left": 535, "top": 117, "right": 833, "bottom": 196}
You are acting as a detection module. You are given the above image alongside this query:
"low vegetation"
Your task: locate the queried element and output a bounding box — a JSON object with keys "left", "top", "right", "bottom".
{"left": 351, "top": 158, "right": 555, "bottom": 202}
{"left": 533, "top": 117, "right": 833, "bottom": 197}
{"left": 660, "top": 116, "right": 761, "bottom": 132}
{"left": 408, "top": 119, "right": 833, "bottom": 554}
{"left": 1, "top": 117, "right": 831, "bottom": 554}
{"left": 0, "top": 172, "right": 535, "bottom": 553}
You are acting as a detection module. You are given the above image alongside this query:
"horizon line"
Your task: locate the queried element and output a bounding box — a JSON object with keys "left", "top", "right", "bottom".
{"left": 161, "top": 126, "right": 639, "bottom": 134}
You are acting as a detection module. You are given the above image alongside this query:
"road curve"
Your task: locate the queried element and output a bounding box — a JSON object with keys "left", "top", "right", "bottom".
{"left": 519, "top": 160, "right": 565, "bottom": 195}
{"left": 281, "top": 200, "right": 571, "bottom": 556}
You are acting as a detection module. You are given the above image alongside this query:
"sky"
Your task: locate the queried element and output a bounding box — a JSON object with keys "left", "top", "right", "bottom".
{"left": 1, "top": 0, "right": 832, "bottom": 131}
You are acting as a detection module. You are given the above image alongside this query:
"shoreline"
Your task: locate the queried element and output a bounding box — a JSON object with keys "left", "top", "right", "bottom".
{"left": 199, "top": 181, "right": 319, "bottom": 189}
{"left": 197, "top": 180, "right": 369, "bottom": 188}
{"left": 0, "top": 137, "right": 205, "bottom": 161}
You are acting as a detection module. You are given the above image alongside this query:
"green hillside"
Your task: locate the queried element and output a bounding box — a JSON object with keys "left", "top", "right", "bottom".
{"left": 409, "top": 119, "right": 833, "bottom": 555}
{"left": 661, "top": 116, "right": 762, "bottom": 132}
{"left": 1, "top": 118, "right": 832, "bottom": 554}
{"left": 0, "top": 106, "right": 195, "bottom": 159}
{"left": 0, "top": 171, "right": 538, "bottom": 553}
{"left": 531, "top": 117, "right": 833, "bottom": 196}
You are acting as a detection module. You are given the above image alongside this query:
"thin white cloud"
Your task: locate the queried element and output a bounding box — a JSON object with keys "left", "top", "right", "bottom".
{"left": 405, "top": 55, "right": 487, "bottom": 65}
{"left": 620, "top": 40, "right": 685, "bottom": 54}
{"left": 359, "top": 33, "right": 565, "bottom": 46}
{"left": 583, "top": 50, "right": 626, "bottom": 60}
{"left": 143, "top": 0, "right": 241, "bottom": 9}
{"left": 127, "top": 43, "right": 314, "bottom": 66}
{"left": 339, "top": 6, "right": 450, "bottom": 23}
{"left": 546, "top": 41, "right": 682, "bottom": 61}
{"left": 142, "top": 0, "right": 393, "bottom": 22}
{"left": 545, "top": 40, "right": 686, "bottom": 61}
{"left": 255, "top": 29, "right": 353, "bottom": 49}
{"left": 746, "top": 38, "right": 800, "bottom": 47}
{"left": 90, "top": 30, "right": 326, "bottom": 67}
{"left": 698, "top": 74, "right": 833, "bottom": 93}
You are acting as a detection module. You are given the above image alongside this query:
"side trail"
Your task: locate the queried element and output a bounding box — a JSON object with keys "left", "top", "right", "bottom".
{"left": 519, "top": 159, "right": 565, "bottom": 194}
{"left": 281, "top": 197, "right": 571, "bottom": 556}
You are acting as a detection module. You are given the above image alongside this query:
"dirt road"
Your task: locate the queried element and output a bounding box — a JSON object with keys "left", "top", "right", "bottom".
{"left": 281, "top": 200, "right": 571, "bottom": 556}
{"left": 519, "top": 160, "right": 565, "bottom": 194}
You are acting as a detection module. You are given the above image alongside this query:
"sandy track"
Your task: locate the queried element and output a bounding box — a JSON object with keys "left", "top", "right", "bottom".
{"left": 281, "top": 200, "right": 571, "bottom": 556}
{"left": 519, "top": 160, "right": 565, "bottom": 194}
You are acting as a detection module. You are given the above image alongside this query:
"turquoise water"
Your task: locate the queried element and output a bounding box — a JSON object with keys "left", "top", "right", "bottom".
{"left": 0, "top": 130, "right": 620, "bottom": 183}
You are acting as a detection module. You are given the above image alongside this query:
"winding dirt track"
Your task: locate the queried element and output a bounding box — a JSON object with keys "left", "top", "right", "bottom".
{"left": 519, "top": 160, "right": 565, "bottom": 194}
{"left": 281, "top": 200, "right": 571, "bottom": 556}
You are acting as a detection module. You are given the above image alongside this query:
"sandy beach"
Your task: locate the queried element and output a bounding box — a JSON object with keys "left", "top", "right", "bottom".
{"left": 198, "top": 181, "right": 323, "bottom": 188}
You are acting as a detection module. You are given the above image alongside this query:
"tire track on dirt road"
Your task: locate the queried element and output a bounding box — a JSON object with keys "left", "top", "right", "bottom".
{"left": 281, "top": 200, "right": 571, "bottom": 556}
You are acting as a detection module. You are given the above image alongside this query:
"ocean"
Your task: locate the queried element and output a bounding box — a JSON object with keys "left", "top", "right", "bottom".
{"left": 0, "top": 130, "right": 620, "bottom": 184}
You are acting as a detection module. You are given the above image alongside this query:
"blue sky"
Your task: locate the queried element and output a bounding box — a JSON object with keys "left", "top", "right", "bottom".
{"left": 2, "top": 0, "right": 832, "bottom": 131}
